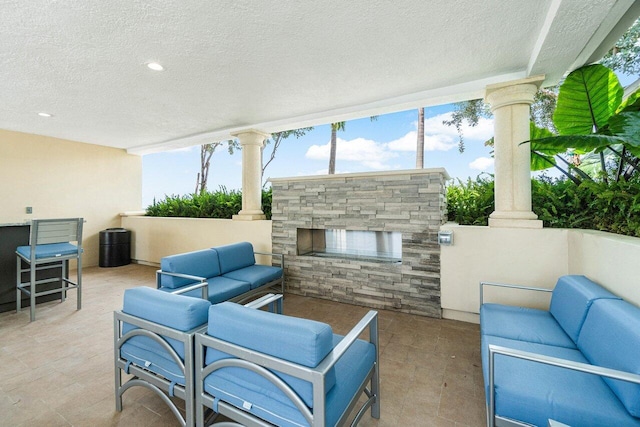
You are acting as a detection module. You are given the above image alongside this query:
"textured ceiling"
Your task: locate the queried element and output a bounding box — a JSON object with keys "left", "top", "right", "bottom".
{"left": 1, "top": 0, "right": 638, "bottom": 154}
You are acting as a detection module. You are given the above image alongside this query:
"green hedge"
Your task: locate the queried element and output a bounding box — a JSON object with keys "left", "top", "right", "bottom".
{"left": 447, "top": 175, "right": 640, "bottom": 237}
{"left": 146, "top": 188, "right": 273, "bottom": 220}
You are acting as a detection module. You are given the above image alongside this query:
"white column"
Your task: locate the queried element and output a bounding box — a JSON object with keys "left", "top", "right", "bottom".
{"left": 485, "top": 76, "right": 544, "bottom": 229}
{"left": 231, "top": 129, "right": 270, "bottom": 221}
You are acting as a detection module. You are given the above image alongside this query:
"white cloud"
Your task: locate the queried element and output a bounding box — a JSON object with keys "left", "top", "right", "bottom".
{"left": 469, "top": 157, "right": 494, "bottom": 171}
{"left": 387, "top": 112, "right": 493, "bottom": 153}
{"left": 387, "top": 130, "right": 456, "bottom": 152}
{"left": 306, "top": 137, "right": 398, "bottom": 170}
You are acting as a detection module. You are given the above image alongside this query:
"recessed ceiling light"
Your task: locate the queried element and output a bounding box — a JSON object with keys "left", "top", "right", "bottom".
{"left": 38, "top": 112, "right": 53, "bottom": 117}
{"left": 146, "top": 62, "right": 164, "bottom": 71}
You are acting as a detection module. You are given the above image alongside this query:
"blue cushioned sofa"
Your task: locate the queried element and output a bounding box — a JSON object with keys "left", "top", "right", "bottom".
{"left": 194, "top": 302, "right": 380, "bottom": 427}
{"left": 157, "top": 242, "right": 284, "bottom": 304}
{"left": 480, "top": 275, "right": 640, "bottom": 427}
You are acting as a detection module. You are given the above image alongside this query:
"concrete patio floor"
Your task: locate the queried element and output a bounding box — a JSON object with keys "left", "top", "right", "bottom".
{"left": 0, "top": 264, "right": 485, "bottom": 426}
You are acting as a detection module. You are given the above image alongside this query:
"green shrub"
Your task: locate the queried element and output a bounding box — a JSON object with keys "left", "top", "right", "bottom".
{"left": 447, "top": 174, "right": 640, "bottom": 237}
{"left": 446, "top": 174, "right": 495, "bottom": 225}
{"left": 146, "top": 187, "right": 273, "bottom": 220}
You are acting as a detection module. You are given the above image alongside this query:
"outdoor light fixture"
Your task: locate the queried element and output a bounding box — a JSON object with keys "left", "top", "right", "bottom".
{"left": 37, "top": 112, "right": 52, "bottom": 117}
{"left": 438, "top": 230, "right": 453, "bottom": 246}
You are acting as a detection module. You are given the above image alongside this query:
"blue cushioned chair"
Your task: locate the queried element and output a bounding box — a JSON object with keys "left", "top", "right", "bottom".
{"left": 194, "top": 302, "right": 380, "bottom": 427}
{"left": 115, "top": 287, "right": 212, "bottom": 427}
{"left": 16, "top": 218, "right": 83, "bottom": 321}
{"left": 115, "top": 288, "right": 284, "bottom": 427}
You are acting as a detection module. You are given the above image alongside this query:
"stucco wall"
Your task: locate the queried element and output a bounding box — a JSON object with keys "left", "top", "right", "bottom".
{"left": 0, "top": 129, "right": 141, "bottom": 266}
{"left": 440, "top": 224, "right": 640, "bottom": 323}
{"left": 120, "top": 215, "right": 273, "bottom": 266}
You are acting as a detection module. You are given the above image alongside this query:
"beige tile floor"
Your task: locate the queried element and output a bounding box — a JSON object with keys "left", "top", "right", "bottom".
{"left": 0, "top": 264, "right": 485, "bottom": 426}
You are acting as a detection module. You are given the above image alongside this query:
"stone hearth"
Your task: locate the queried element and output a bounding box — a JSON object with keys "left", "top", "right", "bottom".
{"left": 271, "top": 169, "right": 448, "bottom": 317}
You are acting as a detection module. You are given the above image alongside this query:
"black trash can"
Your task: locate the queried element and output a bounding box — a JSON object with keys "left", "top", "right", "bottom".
{"left": 99, "top": 228, "right": 131, "bottom": 267}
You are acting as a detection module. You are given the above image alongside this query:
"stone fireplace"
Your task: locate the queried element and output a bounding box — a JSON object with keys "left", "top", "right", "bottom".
{"left": 271, "top": 168, "right": 448, "bottom": 318}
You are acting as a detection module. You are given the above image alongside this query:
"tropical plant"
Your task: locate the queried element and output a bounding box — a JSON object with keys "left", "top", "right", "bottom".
{"left": 529, "top": 64, "right": 640, "bottom": 184}
{"left": 328, "top": 122, "right": 346, "bottom": 174}
{"left": 195, "top": 140, "right": 238, "bottom": 193}
{"left": 146, "top": 188, "right": 273, "bottom": 220}
{"left": 262, "top": 128, "right": 313, "bottom": 184}
{"left": 447, "top": 175, "right": 640, "bottom": 237}
{"left": 416, "top": 107, "right": 425, "bottom": 168}
{"left": 327, "top": 117, "right": 377, "bottom": 174}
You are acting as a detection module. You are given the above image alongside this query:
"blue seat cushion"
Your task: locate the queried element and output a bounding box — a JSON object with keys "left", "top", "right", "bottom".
{"left": 549, "top": 275, "right": 620, "bottom": 342}
{"left": 170, "top": 276, "right": 251, "bottom": 304}
{"left": 482, "top": 335, "right": 640, "bottom": 427}
{"left": 480, "top": 303, "right": 575, "bottom": 348}
{"left": 216, "top": 242, "right": 256, "bottom": 274}
{"left": 205, "top": 302, "right": 335, "bottom": 408}
{"left": 160, "top": 249, "right": 220, "bottom": 289}
{"left": 120, "top": 287, "right": 210, "bottom": 385}
{"left": 204, "top": 334, "right": 376, "bottom": 427}
{"left": 120, "top": 328, "right": 188, "bottom": 385}
{"left": 577, "top": 299, "right": 640, "bottom": 417}
{"left": 222, "top": 265, "right": 283, "bottom": 289}
{"left": 17, "top": 243, "right": 79, "bottom": 260}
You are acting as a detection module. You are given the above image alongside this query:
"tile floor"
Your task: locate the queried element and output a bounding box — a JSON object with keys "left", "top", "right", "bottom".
{"left": 0, "top": 264, "right": 485, "bottom": 426}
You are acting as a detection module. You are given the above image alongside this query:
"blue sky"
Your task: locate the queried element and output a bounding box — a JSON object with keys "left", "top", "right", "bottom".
{"left": 142, "top": 103, "right": 495, "bottom": 207}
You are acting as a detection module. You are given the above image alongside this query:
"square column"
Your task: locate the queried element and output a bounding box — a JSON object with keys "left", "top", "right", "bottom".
{"left": 485, "top": 76, "right": 544, "bottom": 229}
{"left": 231, "top": 129, "right": 270, "bottom": 221}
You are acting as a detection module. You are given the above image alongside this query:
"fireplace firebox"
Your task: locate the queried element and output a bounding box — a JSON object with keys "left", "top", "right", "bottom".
{"left": 297, "top": 228, "right": 402, "bottom": 263}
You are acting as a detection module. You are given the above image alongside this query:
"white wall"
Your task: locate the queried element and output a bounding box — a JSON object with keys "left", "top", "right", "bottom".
{"left": 568, "top": 230, "right": 640, "bottom": 306}
{"left": 440, "top": 224, "right": 640, "bottom": 323}
{"left": 0, "top": 129, "right": 142, "bottom": 266}
{"left": 120, "top": 215, "right": 273, "bottom": 266}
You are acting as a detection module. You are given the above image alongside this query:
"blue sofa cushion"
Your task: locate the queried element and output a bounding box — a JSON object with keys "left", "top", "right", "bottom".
{"left": 216, "top": 242, "right": 256, "bottom": 274}
{"left": 17, "top": 243, "right": 79, "bottom": 259}
{"left": 577, "top": 299, "right": 640, "bottom": 417}
{"left": 120, "top": 287, "right": 210, "bottom": 385}
{"left": 222, "top": 265, "right": 283, "bottom": 289}
{"left": 204, "top": 334, "right": 376, "bottom": 427}
{"left": 160, "top": 249, "right": 221, "bottom": 289}
{"left": 482, "top": 335, "right": 640, "bottom": 427}
{"left": 171, "top": 276, "right": 251, "bottom": 304}
{"left": 480, "top": 303, "right": 575, "bottom": 348}
{"left": 549, "top": 275, "right": 620, "bottom": 342}
{"left": 205, "top": 302, "right": 335, "bottom": 408}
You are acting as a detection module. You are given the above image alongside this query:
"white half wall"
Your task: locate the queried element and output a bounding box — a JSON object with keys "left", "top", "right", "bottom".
{"left": 120, "top": 215, "right": 273, "bottom": 266}
{"left": 440, "top": 223, "right": 640, "bottom": 323}
{"left": 568, "top": 230, "right": 640, "bottom": 306}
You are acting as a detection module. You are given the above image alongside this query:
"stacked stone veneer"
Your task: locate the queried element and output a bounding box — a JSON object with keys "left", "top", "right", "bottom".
{"left": 271, "top": 169, "right": 448, "bottom": 318}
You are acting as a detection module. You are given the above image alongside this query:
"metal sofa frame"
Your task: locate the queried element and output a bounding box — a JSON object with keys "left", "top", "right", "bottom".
{"left": 156, "top": 250, "right": 285, "bottom": 305}
{"left": 480, "top": 281, "right": 640, "bottom": 427}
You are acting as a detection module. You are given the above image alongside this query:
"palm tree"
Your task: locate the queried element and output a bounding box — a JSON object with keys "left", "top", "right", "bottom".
{"left": 328, "top": 122, "right": 345, "bottom": 174}
{"left": 416, "top": 107, "right": 424, "bottom": 168}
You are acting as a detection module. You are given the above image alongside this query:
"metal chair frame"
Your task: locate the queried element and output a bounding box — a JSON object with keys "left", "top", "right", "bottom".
{"left": 114, "top": 291, "right": 284, "bottom": 427}
{"left": 16, "top": 218, "right": 83, "bottom": 321}
{"left": 194, "top": 309, "right": 380, "bottom": 427}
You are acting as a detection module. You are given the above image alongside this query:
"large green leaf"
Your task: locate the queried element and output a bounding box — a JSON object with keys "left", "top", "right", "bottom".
{"left": 531, "top": 151, "right": 556, "bottom": 171}
{"left": 616, "top": 87, "right": 640, "bottom": 113}
{"left": 530, "top": 134, "right": 625, "bottom": 152}
{"left": 553, "top": 64, "right": 623, "bottom": 135}
{"left": 608, "top": 111, "right": 640, "bottom": 146}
